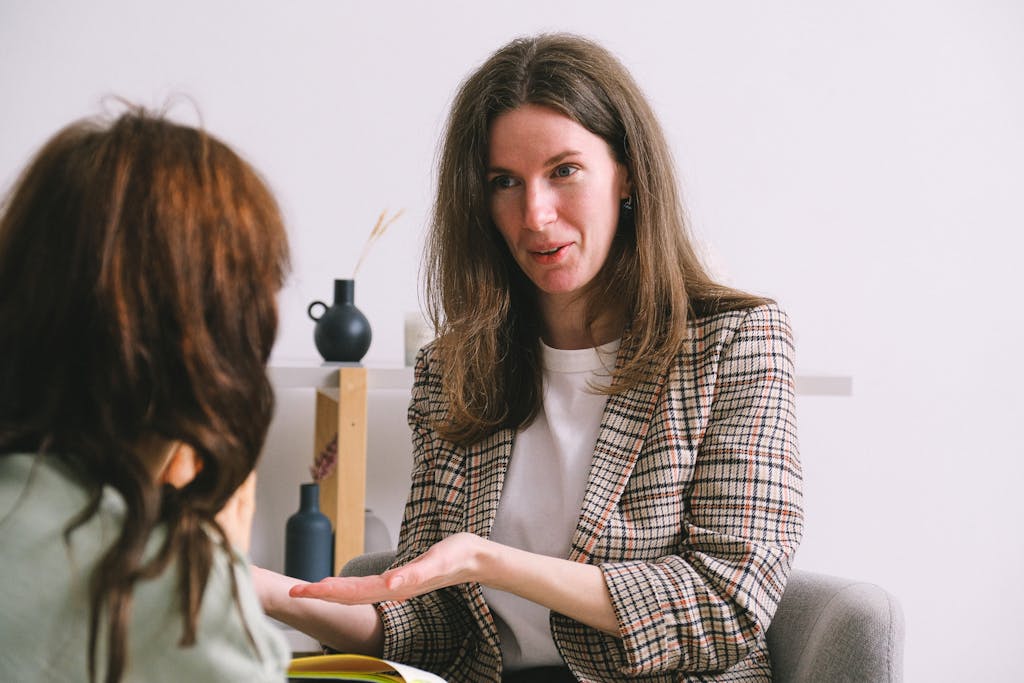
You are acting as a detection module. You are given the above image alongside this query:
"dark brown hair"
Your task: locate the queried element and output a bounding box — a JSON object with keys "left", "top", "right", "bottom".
{"left": 424, "top": 33, "right": 765, "bottom": 444}
{"left": 0, "top": 107, "right": 289, "bottom": 682}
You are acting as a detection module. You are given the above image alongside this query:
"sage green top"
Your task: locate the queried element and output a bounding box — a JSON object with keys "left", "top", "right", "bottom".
{"left": 0, "top": 453, "right": 289, "bottom": 682}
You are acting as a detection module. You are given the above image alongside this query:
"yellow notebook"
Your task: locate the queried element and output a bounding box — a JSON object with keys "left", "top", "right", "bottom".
{"left": 288, "top": 654, "right": 447, "bottom": 683}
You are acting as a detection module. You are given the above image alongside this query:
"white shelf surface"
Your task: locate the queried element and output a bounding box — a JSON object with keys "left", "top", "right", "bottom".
{"left": 269, "top": 360, "right": 851, "bottom": 396}
{"left": 269, "top": 361, "right": 414, "bottom": 391}
{"left": 794, "top": 374, "right": 852, "bottom": 396}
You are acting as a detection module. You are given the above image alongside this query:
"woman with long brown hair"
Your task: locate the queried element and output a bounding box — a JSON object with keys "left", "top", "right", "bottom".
{"left": 0, "top": 108, "right": 291, "bottom": 682}
{"left": 258, "top": 33, "right": 803, "bottom": 682}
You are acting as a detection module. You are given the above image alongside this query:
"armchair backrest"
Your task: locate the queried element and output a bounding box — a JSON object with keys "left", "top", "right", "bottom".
{"left": 767, "top": 570, "right": 905, "bottom": 683}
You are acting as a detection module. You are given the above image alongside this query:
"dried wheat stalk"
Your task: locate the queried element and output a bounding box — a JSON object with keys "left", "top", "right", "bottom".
{"left": 353, "top": 208, "right": 404, "bottom": 277}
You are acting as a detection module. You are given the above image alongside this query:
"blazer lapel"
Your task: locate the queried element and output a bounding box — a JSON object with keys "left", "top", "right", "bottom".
{"left": 462, "top": 426, "right": 515, "bottom": 539}
{"left": 455, "top": 428, "right": 514, "bottom": 664}
{"left": 568, "top": 344, "right": 668, "bottom": 563}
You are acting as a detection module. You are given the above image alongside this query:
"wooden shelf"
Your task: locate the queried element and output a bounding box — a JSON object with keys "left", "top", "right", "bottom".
{"left": 795, "top": 374, "right": 853, "bottom": 396}
{"left": 313, "top": 366, "right": 368, "bottom": 574}
{"left": 269, "top": 362, "right": 413, "bottom": 391}
{"left": 267, "top": 361, "right": 850, "bottom": 575}
{"left": 270, "top": 361, "right": 851, "bottom": 396}
{"left": 270, "top": 365, "right": 412, "bottom": 576}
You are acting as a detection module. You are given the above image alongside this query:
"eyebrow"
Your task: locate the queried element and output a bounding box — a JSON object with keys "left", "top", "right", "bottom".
{"left": 487, "top": 150, "right": 583, "bottom": 175}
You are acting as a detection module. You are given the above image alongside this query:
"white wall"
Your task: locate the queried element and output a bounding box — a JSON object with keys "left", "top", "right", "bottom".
{"left": 3, "top": 1, "right": 1022, "bottom": 680}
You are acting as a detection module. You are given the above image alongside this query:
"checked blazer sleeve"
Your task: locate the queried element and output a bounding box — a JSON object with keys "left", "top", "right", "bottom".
{"left": 552, "top": 303, "right": 803, "bottom": 681}
{"left": 374, "top": 346, "right": 504, "bottom": 682}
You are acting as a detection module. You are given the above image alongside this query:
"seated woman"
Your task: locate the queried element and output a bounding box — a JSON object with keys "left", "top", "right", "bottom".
{"left": 256, "top": 33, "right": 803, "bottom": 683}
{"left": 0, "top": 108, "right": 291, "bottom": 682}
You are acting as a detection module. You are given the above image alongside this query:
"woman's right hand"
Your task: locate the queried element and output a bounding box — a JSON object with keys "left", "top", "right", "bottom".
{"left": 288, "top": 532, "right": 485, "bottom": 605}
{"left": 289, "top": 533, "right": 620, "bottom": 636}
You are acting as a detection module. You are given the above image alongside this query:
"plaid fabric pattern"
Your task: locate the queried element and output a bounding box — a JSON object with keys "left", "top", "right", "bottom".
{"left": 377, "top": 303, "right": 803, "bottom": 683}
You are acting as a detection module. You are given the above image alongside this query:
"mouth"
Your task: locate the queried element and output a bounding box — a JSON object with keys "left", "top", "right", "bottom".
{"left": 530, "top": 244, "right": 569, "bottom": 256}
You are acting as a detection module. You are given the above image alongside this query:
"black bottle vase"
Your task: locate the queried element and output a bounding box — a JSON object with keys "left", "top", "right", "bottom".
{"left": 284, "top": 483, "right": 333, "bottom": 583}
{"left": 308, "top": 279, "right": 372, "bottom": 362}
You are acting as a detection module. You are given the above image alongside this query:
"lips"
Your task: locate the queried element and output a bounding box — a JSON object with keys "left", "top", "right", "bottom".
{"left": 527, "top": 242, "right": 572, "bottom": 265}
{"left": 529, "top": 243, "right": 570, "bottom": 256}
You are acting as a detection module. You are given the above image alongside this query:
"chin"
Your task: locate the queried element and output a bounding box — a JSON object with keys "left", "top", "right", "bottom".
{"left": 535, "top": 280, "right": 585, "bottom": 298}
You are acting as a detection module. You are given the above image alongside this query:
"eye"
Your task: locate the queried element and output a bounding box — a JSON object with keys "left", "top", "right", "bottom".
{"left": 489, "top": 175, "right": 518, "bottom": 190}
{"left": 553, "top": 165, "right": 578, "bottom": 179}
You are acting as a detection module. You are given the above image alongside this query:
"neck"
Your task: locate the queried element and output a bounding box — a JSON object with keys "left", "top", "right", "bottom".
{"left": 538, "top": 294, "right": 624, "bottom": 350}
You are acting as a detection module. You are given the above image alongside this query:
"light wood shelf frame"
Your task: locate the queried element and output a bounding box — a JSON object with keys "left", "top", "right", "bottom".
{"left": 309, "top": 365, "right": 369, "bottom": 575}
{"left": 268, "top": 360, "right": 850, "bottom": 575}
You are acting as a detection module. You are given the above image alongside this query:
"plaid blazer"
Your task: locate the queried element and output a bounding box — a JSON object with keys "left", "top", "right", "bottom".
{"left": 377, "top": 303, "right": 803, "bottom": 683}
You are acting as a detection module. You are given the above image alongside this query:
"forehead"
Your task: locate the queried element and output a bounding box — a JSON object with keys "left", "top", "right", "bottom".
{"left": 487, "top": 104, "right": 611, "bottom": 164}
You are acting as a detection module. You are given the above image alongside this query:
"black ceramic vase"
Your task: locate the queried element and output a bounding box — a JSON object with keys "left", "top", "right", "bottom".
{"left": 308, "top": 279, "right": 372, "bottom": 362}
{"left": 284, "top": 483, "right": 333, "bottom": 583}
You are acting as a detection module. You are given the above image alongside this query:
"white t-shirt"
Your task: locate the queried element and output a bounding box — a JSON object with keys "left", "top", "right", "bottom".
{"left": 482, "top": 338, "right": 619, "bottom": 670}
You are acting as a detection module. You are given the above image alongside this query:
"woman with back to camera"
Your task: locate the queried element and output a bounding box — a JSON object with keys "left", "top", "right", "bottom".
{"left": 0, "top": 108, "right": 291, "bottom": 682}
{"left": 255, "top": 33, "right": 803, "bottom": 682}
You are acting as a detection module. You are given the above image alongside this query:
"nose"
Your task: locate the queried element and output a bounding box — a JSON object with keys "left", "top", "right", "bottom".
{"left": 523, "top": 182, "right": 557, "bottom": 231}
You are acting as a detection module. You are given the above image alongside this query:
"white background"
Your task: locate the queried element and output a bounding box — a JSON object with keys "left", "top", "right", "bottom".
{"left": 3, "top": 1, "right": 1022, "bottom": 680}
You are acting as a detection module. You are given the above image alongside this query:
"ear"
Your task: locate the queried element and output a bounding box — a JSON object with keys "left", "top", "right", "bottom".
{"left": 158, "top": 443, "right": 203, "bottom": 488}
{"left": 618, "top": 164, "right": 633, "bottom": 201}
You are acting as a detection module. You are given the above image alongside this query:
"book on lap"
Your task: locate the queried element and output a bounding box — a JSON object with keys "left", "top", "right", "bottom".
{"left": 287, "top": 654, "right": 447, "bottom": 683}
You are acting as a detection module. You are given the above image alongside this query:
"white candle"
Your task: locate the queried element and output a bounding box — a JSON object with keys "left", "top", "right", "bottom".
{"left": 403, "top": 311, "right": 434, "bottom": 367}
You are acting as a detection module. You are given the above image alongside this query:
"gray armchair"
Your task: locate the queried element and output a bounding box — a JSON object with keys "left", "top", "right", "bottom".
{"left": 342, "top": 552, "right": 905, "bottom": 682}
{"left": 767, "top": 570, "right": 904, "bottom": 682}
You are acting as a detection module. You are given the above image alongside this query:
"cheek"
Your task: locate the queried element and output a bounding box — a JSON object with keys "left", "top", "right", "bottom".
{"left": 581, "top": 191, "right": 622, "bottom": 239}
{"left": 489, "top": 202, "right": 517, "bottom": 245}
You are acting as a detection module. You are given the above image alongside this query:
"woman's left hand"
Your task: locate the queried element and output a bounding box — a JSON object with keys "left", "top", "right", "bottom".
{"left": 289, "top": 532, "right": 486, "bottom": 604}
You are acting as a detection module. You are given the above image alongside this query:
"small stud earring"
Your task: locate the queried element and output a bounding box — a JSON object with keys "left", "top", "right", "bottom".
{"left": 622, "top": 196, "right": 633, "bottom": 211}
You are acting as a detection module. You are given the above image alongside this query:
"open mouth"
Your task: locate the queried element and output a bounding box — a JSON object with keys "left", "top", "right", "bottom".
{"left": 532, "top": 245, "right": 568, "bottom": 256}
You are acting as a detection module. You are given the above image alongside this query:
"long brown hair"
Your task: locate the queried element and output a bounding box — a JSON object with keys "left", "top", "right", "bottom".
{"left": 424, "top": 33, "right": 765, "bottom": 444}
{"left": 0, "top": 107, "right": 289, "bottom": 682}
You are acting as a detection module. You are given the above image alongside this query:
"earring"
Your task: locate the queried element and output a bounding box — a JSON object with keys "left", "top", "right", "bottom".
{"left": 622, "top": 196, "right": 633, "bottom": 211}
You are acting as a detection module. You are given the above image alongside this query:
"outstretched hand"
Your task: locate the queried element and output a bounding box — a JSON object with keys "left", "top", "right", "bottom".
{"left": 289, "top": 532, "right": 488, "bottom": 604}
{"left": 287, "top": 530, "right": 620, "bottom": 637}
